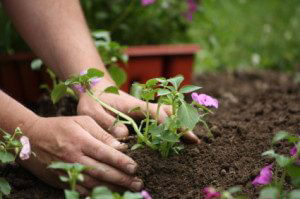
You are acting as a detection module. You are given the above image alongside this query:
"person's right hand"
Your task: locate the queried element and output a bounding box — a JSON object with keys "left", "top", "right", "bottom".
{"left": 18, "top": 116, "right": 143, "bottom": 194}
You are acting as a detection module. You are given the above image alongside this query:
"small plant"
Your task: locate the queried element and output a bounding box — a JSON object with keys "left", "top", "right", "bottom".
{"left": 0, "top": 127, "right": 31, "bottom": 198}
{"left": 87, "top": 186, "right": 149, "bottom": 199}
{"left": 51, "top": 68, "right": 218, "bottom": 157}
{"left": 48, "top": 162, "right": 90, "bottom": 199}
{"left": 252, "top": 131, "right": 300, "bottom": 199}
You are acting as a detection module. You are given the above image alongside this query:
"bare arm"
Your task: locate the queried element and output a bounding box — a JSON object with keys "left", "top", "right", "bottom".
{"left": 2, "top": 0, "right": 112, "bottom": 82}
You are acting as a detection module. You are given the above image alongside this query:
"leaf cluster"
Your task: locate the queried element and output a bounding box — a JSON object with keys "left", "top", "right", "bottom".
{"left": 131, "top": 75, "right": 212, "bottom": 157}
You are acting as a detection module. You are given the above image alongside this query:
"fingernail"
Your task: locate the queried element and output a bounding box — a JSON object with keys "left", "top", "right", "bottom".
{"left": 127, "top": 163, "right": 137, "bottom": 174}
{"left": 112, "top": 140, "right": 121, "bottom": 148}
{"left": 131, "top": 179, "right": 143, "bottom": 191}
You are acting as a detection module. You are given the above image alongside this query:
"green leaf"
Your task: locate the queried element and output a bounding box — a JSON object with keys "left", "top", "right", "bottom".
{"left": 87, "top": 68, "right": 104, "bottom": 78}
{"left": 92, "top": 30, "right": 111, "bottom": 42}
{"left": 157, "top": 89, "right": 171, "bottom": 96}
{"left": 0, "top": 178, "right": 11, "bottom": 196}
{"left": 178, "top": 102, "right": 200, "bottom": 130}
{"left": 262, "top": 150, "right": 277, "bottom": 158}
{"left": 104, "top": 86, "right": 119, "bottom": 95}
{"left": 51, "top": 83, "right": 67, "bottom": 104}
{"left": 128, "top": 106, "right": 141, "bottom": 114}
{"left": 108, "top": 66, "right": 127, "bottom": 87}
{"left": 91, "top": 186, "right": 114, "bottom": 199}
{"left": 167, "top": 75, "right": 184, "bottom": 90}
{"left": 276, "top": 155, "right": 292, "bottom": 167}
{"left": 64, "top": 190, "right": 79, "bottom": 199}
{"left": 160, "top": 131, "right": 180, "bottom": 143}
{"left": 227, "top": 186, "right": 242, "bottom": 194}
{"left": 146, "top": 79, "right": 158, "bottom": 87}
{"left": 289, "top": 189, "right": 300, "bottom": 199}
{"left": 179, "top": 85, "right": 201, "bottom": 93}
{"left": 259, "top": 187, "right": 279, "bottom": 199}
{"left": 272, "top": 131, "right": 298, "bottom": 144}
{"left": 30, "top": 59, "right": 43, "bottom": 70}
{"left": 48, "top": 162, "right": 87, "bottom": 172}
{"left": 123, "top": 191, "right": 143, "bottom": 199}
{"left": 131, "top": 144, "right": 143, "bottom": 151}
{"left": 130, "top": 83, "right": 143, "bottom": 99}
{"left": 59, "top": 176, "right": 69, "bottom": 182}
{"left": 141, "top": 90, "right": 156, "bottom": 101}
{"left": 0, "top": 151, "right": 15, "bottom": 164}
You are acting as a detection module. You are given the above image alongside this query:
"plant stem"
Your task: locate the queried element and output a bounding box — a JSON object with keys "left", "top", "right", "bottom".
{"left": 144, "top": 100, "right": 150, "bottom": 138}
{"left": 86, "top": 90, "right": 155, "bottom": 149}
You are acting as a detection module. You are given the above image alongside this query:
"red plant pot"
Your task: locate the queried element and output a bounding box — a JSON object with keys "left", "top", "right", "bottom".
{"left": 0, "top": 44, "right": 199, "bottom": 103}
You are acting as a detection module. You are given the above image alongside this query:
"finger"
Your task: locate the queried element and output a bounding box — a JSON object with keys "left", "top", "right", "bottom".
{"left": 75, "top": 116, "right": 127, "bottom": 151}
{"left": 92, "top": 106, "right": 129, "bottom": 138}
{"left": 79, "top": 174, "right": 125, "bottom": 192}
{"left": 182, "top": 130, "right": 201, "bottom": 144}
{"left": 80, "top": 156, "right": 143, "bottom": 192}
{"left": 81, "top": 134, "right": 137, "bottom": 175}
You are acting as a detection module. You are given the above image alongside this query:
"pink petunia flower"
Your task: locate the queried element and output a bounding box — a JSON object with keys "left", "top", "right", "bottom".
{"left": 184, "top": 0, "right": 197, "bottom": 20}
{"left": 203, "top": 187, "right": 221, "bottom": 199}
{"left": 290, "top": 146, "right": 300, "bottom": 165}
{"left": 141, "top": 0, "right": 155, "bottom": 6}
{"left": 141, "top": 190, "right": 152, "bottom": 199}
{"left": 252, "top": 164, "right": 273, "bottom": 186}
{"left": 19, "top": 136, "right": 31, "bottom": 160}
{"left": 73, "top": 84, "right": 85, "bottom": 93}
{"left": 90, "top": 77, "right": 101, "bottom": 86}
{"left": 192, "top": 93, "right": 219, "bottom": 108}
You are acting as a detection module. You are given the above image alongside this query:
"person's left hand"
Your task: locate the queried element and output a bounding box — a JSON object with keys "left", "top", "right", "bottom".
{"left": 76, "top": 78, "right": 200, "bottom": 143}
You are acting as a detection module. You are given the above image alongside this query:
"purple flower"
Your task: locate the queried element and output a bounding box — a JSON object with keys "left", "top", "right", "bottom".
{"left": 252, "top": 164, "right": 273, "bottom": 186}
{"left": 192, "top": 93, "right": 219, "bottom": 108}
{"left": 90, "top": 77, "right": 101, "bottom": 87}
{"left": 73, "top": 84, "right": 85, "bottom": 93}
{"left": 290, "top": 146, "right": 300, "bottom": 165}
{"left": 19, "top": 136, "right": 31, "bottom": 160}
{"left": 184, "top": 0, "right": 197, "bottom": 20}
{"left": 203, "top": 187, "right": 221, "bottom": 199}
{"left": 80, "top": 70, "right": 87, "bottom": 75}
{"left": 141, "top": 190, "right": 152, "bottom": 199}
{"left": 141, "top": 0, "right": 155, "bottom": 6}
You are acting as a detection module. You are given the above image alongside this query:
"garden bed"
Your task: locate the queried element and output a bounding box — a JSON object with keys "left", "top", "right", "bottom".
{"left": 2, "top": 70, "right": 300, "bottom": 199}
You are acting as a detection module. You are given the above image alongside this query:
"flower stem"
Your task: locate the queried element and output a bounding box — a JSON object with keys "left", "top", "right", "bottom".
{"left": 86, "top": 90, "right": 155, "bottom": 149}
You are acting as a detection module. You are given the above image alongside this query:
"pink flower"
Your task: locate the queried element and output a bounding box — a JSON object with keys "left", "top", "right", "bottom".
{"left": 141, "top": 0, "right": 155, "bottom": 6}
{"left": 73, "top": 84, "right": 85, "bottom": 93}
{"left": 19, "top": 136, "right": 31, "bottom": 160}
{"left": 90, "top": 77, "right": 101, "bottom": 86}
{"left": 192, "top": 93, "right": 219, "bottom": 108}
{"left": 290, "top": 146, "right": 300, "bottom": 165}
{"left": 203, "top": 187, "right": 221, "bottom": 199}
{"left": 80, "top": 70, "right": 87, "bottom": 75}
{"left": 252, "top": 164, "right": 273, "bottom": 186}
{"left": 184, "top": 0, "right": 197, "bottom": 20}
{"left": 141, "top": 190, "right": 152, "bottom": 199}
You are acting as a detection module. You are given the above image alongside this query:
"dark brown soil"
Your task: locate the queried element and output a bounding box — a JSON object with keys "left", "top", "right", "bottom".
{"left": 2, "top": 71, "right": 300, "bottom": 199}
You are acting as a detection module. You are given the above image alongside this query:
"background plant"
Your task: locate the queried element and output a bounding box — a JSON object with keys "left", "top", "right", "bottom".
{"left": 190, "top": 0, "right": 300, "bottom": 72}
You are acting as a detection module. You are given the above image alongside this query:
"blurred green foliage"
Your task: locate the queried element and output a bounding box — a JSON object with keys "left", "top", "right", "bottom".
{"left": 190, "top": 0, "right": 300, "bottom": 71}
{"left": 0, "top": 0, "right": 191, "bottom": 53}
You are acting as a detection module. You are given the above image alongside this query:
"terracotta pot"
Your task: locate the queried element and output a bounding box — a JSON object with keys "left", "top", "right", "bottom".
{"left": 0, "top": 44, "right": 199, "bottom": 103}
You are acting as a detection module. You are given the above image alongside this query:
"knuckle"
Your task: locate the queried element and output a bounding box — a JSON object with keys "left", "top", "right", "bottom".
{"left": 118, "top": 175, "right": 132, "bottom": 187}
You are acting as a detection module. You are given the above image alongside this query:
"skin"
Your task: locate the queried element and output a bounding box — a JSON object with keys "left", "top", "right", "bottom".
{"left": 1, "top": 0, "right": 200, "bottom": 194}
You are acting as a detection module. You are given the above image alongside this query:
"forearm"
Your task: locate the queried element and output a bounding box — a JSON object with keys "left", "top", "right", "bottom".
{"left": 2, "top": 0, "right": 112, "bottom": 82}
{"left": 0, "top": 90, "right": 39, "bottom": 136}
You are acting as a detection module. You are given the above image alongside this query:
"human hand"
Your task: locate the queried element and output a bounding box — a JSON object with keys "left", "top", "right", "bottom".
{"left": 19, "top": 116, "right": 143, "bottom": 194}
{"left": 77, "top": 78, "right": 200, "bottom": 143}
